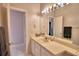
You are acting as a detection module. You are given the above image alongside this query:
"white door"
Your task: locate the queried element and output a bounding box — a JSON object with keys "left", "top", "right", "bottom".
{"left": 53, "top": 16, "right": 63, "bottom": 38}
{"left": 9, "top": 9, "right": 26, "bottom": 56}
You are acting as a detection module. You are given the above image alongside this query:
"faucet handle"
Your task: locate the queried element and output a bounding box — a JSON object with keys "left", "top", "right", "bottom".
{"left": 50, "top": 36, "right": 55, "bottom": 41}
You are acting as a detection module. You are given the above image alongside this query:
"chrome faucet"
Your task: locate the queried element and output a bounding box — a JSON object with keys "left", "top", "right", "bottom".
{"left": 50, "top": 36, "right": 55, "bottom": 41}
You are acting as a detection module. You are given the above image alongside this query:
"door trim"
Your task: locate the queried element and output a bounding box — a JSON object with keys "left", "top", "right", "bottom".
{"left": 6, "top": 4, "right": 29, "bottom": 55}
{"left": 48, "top": 16, "right": 54, "bottom": 35}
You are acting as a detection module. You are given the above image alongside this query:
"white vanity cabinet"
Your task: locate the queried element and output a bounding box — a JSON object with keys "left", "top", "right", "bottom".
{"left": 31, "top": 40, "right": 41, "bottom": 56}
{"left": 34, "top": 42, "right": 41, "bottom": 56}
{"left": 31, "top": 39, "right": 53, "bottom": 56}
{"left": 40, "top": 47, "right": 53, "bottom": 56}
{"left": 31, "top": 40, "right": 35, "bottom": 55}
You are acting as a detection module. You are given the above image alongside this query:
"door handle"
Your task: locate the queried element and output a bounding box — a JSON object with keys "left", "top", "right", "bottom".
{"left": 9, "top": 43, "right": 11, "bottom": 45}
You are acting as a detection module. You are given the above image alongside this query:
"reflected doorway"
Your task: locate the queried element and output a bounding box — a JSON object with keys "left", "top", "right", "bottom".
{"left": 49, "top": 17, "right": 54, "bottom": 36}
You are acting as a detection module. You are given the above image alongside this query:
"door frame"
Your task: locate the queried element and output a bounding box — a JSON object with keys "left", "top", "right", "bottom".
{"left": 48, "top": 16, "right": 54, "bottom": 35}
{"left": 6, "top": 4, "right": 29, "bottom": 55}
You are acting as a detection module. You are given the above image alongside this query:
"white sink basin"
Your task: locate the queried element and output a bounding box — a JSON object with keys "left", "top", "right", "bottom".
{"left": 59, "top": 51, "right": 76, "bottom": 56}
{"left": 34, "top": 35, "right": 77, "bottom": 56}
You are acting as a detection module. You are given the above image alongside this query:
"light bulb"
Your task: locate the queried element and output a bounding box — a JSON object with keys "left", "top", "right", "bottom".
{"left": 49, "top": 6, "right": 52, "bottom": 9}
{"left": 41, "top": 11, "right": 44, "bottom": 14}
{"left": 53, "top": 4, "right": 56, "bottom": 7}
{"left": 46, "top": 8, "right": 49, "bottom": 13}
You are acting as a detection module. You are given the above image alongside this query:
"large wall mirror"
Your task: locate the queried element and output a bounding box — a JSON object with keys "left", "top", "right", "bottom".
{"left": 48, "top": 16, "right": 64, "bottom": 38}
{"left": 48, "top": 16, "right": 79, "bottom": 45}
{"left": 48, "top": 16, "right": 73, "bottom": 39}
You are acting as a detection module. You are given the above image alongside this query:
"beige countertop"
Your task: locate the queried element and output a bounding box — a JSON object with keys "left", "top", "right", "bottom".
{"left": 31, "top": 34, "right": 79, "bottom": 56}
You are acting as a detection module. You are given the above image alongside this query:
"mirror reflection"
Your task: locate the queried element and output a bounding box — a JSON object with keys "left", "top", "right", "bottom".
{"left": 40, "top": 3, "right": 79, "bottom": 46}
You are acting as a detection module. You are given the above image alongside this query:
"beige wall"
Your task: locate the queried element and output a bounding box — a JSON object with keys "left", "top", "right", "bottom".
{"left": 0, "top": 4, "right": 3, "bottom": 26}
{"left": 8, "top": 3, "right": 41, "bottom": 35}
{"left": 54, "top": 4, "right": 79, "bottom": 27}
{"left": 10, "top": 3, "right": 40, "bottom": 14}
{"left": 2, "top": 6, "right": 10, "bottom": 55}
{"left": 40, "top": 15, "right": 49, "bottom": 34}
{"left": 0, "top": 5, "right": 10, "bottom": 55}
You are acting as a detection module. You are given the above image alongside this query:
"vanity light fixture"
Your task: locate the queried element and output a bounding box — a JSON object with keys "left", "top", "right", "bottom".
{"left": 41, "top": 3, "right": 70, "bottom": 14}
{"left": 41, "top": 5, "right": 53, "bottom": 14}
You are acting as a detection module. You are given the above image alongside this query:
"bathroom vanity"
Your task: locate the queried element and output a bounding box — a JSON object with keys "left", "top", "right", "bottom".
{"left": 30, "top": 34, "right": 79, "bottom": 56}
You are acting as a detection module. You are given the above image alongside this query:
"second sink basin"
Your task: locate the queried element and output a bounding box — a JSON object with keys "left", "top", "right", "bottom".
{"left": 59, "top": 51, "right": 76, "bottom": 56}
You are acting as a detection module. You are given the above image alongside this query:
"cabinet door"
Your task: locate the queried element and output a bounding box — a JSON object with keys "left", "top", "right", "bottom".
{"left": 34, "top": 42, "right": 41, "bottom": 56}
{"left": 31, "top": 40, "right": 35, "bottom": 55}
{"left": 31, "top": 40, "right": 41, "bottom": 56}
{"left": 41, "top": 47, "right": 53, "bottom": 56}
